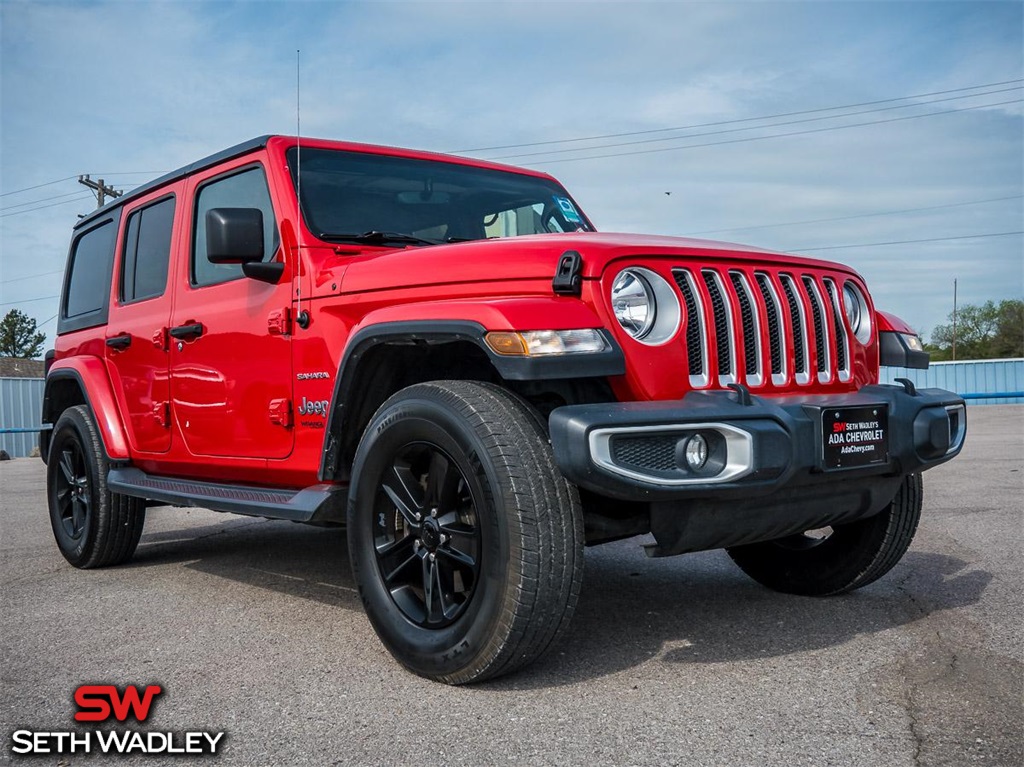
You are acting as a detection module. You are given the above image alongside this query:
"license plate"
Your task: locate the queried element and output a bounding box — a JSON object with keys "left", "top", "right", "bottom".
{"left": 822, "top": 406, "right": 889, "bottom": 469}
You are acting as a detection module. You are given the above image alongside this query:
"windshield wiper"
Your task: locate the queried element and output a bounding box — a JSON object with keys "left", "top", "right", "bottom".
{"left": 318, "top": 230, "right": 441, "bottom": 247}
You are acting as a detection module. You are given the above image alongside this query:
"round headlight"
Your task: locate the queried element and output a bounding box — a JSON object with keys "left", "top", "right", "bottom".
{"left": 611, "top": 270, "right": 656, "bottom": 339}
{"left": 843, "top": 284, "right": 861, "bottom": 331}
{"left": 842, "top": 282, "right": 872, "bottom": 344}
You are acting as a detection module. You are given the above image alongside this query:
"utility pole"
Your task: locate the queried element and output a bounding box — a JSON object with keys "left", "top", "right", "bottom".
{"left": 78, "top": 175, "right": 122, "bottom": 209}
{"left": 952, "top": 278, "right": 958, "bottom": 362}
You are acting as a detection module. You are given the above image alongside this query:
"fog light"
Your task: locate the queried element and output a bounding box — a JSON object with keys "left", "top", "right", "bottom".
{"left": 684, "top": 434, "right": 709, "bottom": 471}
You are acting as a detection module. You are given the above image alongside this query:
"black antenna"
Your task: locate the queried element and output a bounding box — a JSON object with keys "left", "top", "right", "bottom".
{"left": 295, "top": 48, "right": 310, "bottom": 330}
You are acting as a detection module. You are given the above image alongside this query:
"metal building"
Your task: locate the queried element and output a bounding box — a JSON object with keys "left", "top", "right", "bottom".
{"left": 881, "top": 358, "right": 1024, "bottom": 405}
{"left": 0, "top": 377, "right": 44, "bottom": 458}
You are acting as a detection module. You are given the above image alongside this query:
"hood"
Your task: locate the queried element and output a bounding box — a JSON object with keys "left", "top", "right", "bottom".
{"left": 321, "top": 232, "right": 862, "bottom": 296}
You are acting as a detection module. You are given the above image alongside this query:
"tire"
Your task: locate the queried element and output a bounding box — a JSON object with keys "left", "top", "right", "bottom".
{"left": 726, "top": 473, "right": 923, "bottom": 596}
{"left": 46, "top": 405, "right": 146, "bottom": 569}
{"left": 347, "top": 380, "right": 584, "bottom": 684}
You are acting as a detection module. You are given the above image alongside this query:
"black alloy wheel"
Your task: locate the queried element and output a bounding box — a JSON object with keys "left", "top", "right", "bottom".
{"left": 374, "top": 442, "right": 482, "bottom": 628}
{"left": 54, "top": 440, "right": 91, "bottom": 542}
{"left": 46, "top": 405, "right": 146, "bottom": 568}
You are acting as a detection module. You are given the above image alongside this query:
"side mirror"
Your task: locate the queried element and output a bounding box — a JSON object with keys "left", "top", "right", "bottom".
{"left": 205, "top": 208, "right": 284, "bottom": 284}
{"left": 206, "top": 208, "right": 264, "bottom": 264}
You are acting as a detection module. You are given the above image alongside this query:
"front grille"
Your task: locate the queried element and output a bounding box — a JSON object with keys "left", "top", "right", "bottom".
{"left": 671, "top": 266, "right": 855, "bottom": 389}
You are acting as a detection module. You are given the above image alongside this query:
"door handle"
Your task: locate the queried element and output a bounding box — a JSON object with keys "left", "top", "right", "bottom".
{"left": 169, "top": 323, "right": 204, "bottom": 341}
{"left": 105, "top": 334, "right": 132, "bottom": 350}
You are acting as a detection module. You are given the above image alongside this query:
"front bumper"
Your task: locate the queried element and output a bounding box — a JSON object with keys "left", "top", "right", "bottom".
{"left": 549, "top": 383, "right": 965, "bottom": 502}
{"left": 549, "top": 383, "right": 965, "bottom": 557}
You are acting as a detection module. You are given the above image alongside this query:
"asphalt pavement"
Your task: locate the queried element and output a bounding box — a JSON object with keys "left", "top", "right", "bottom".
{"left": 2, "top": 405, "right": 1021, "bottom": 767}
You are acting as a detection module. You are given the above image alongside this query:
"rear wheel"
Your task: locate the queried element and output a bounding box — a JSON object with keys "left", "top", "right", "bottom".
{"left": 47, "top": 405, "right": 145, "bottom": 568}
{"left": 727, "top": 473, "right": 923, "bottom": 596}
{"left": 348, "top": 381, "right": 584, "bottom": 684}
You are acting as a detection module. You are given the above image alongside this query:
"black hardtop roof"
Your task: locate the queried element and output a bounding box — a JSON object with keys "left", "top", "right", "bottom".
{"left": 74, "top": 135, "right": 272, "bottom": 230}
{"left": 73, "top": 134, "right": 557, "bottom": 232}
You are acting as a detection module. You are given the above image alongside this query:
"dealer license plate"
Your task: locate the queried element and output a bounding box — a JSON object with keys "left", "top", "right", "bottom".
{"left": 822, "top": 406, "right": 889, "bottom": 470}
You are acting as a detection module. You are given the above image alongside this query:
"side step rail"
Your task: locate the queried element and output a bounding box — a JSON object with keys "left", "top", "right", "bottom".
{"left": 107, "top": 467, "right": 347, "bottom": 524}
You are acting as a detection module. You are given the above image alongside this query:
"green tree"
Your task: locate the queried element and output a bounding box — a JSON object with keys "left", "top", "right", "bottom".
{"left": 0, "top": 309, "right": 47, "bottom": 358}
{"left": 927, "top": 299, "right": 1024, "bottom": 361}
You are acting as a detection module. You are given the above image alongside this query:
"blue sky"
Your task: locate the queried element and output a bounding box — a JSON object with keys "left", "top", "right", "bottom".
{"left": 1, "top": 0, "right": 1021, "bottom": 348}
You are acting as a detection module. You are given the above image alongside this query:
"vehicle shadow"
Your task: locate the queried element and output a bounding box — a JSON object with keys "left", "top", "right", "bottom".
{"left": 129, "top": 513, "right": 362, "bottom": 610}
{"left": 497, "top": 540, "right": 991, "bottom": 689}
{"left": 127, "top": 515, "right": 991, "bottom": 687}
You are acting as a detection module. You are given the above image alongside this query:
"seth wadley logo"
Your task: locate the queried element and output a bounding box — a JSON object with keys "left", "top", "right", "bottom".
{"left": 9, "top": 684, "right": 225, "bottom": 756}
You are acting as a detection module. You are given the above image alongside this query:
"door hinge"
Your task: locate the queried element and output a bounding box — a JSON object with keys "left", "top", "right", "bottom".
{"left": 268, "top": 308, "right": 292, "bottom": 336}
{"left": 153, "top": 402, "right": 170, "bottom": 428}
{"left": 269, "top": 398, "right": 293, "bottom": 428}
{"left": 152, "top": 327, "right": 169, "bottom": 351}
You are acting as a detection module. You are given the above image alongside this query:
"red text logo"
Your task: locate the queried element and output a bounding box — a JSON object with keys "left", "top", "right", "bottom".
{"left": 73, "top": 685, "right": 163, "bottom": 723}
{"left": 833, "top": 422, "right": 846, "bottom": 433}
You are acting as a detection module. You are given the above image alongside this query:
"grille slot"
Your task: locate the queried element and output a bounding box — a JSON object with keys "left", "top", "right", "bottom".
{"left": 802, "top": 275, "right": 831, "bottom": 379}
{"left": 823, "top": 279, "right": 850, "bottom": 379}
{"left": 755, "top": 273, "right": 784, "bottom": 377}
{"left": 780, "top": 274, "right": 808, "bottom": 381}
{"left": 702, "top": 270, "right": 734, "bottom": 381}
{"left": 729, "top": 271, "right": 760, "bottom": 378}
{"left": 673, "top": 270, "right": 707, "bottom": 383}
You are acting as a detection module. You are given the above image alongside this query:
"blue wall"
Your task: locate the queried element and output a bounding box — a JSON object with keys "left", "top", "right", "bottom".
{"left": 881, "top": 358, "right": 1024, "bottom": 405}
{"left": 0, "top": 377, "right": 44, "bottom": 458}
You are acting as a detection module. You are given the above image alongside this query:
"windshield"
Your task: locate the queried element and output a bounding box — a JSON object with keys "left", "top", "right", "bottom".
{"left": 287, "top": 147, "right": 593, "bottom": 245}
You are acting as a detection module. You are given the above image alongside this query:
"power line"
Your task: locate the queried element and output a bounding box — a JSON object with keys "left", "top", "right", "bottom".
{"left": 0, "top": 269, "right": 64, "bottom": 286}
{"left": 90, "top": 170, "right": 166, "bottom": 177}
{"left": 0, "top": 294, "right": 60, "bottom": 307}
{"left": 489, "top": 86, "right": 1022, "bottom": 161}
{"left": 1, "top": 170, "right": 164, "bottom": 200}
{"left": 528, "top": 98, "right": 1023, "bottom": 165}
{"left": 0, "top": 196, "right": 94, "bottom": 218}
{"left": 0, "top": 190, "right": 94, "bottom": 213}
{"left": 788, "top": 231, "right": 1024, "bottom": 252}
{"left": 457, "top": 78, "right": 1024, "bottom": 153}
{"left": 2, "top": 80, "right": 1018, "bottom": 200}
{"left": 0, "top": 176, "right": 78, "bottom": 198}
{"left": 685, "top": 195, "right": 1024, "bottom": 236}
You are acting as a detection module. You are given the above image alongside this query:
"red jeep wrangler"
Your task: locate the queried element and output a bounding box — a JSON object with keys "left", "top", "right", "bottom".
{"left": 42, "top": 135, "right": 965, "bottom": 683}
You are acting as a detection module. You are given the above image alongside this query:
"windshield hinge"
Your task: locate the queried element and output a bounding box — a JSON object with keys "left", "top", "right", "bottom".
{"left": 553, "top": 250, "right": 583, "bottom": 296}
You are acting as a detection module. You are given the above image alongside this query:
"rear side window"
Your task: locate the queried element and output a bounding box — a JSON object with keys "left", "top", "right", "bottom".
{"left": 192, "top": 166, "right": 278, "bottom": 287}
{"left": 59, "top": 216, "right": 118, "bottom": 334}
{"left": 121, "top": 196, "right": 174, "bottom": 303}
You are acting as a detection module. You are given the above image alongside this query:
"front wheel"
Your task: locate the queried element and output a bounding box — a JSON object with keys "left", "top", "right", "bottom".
{"left": 347, "top": 381, "right": 584, "bottom": 684}
{"left": 727, "top": 473, "right": 923, "bottom": 596}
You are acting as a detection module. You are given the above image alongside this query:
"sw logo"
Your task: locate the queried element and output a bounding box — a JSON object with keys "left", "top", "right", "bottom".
{"left": 74, "top": 684, "right": 162, "bottom": 722}
{"left": 8, "top": 683, "right": 225, "bottom": 756}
